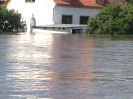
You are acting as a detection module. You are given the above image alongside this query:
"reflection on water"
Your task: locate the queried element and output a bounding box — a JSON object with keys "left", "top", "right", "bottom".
{"left": 0, "top": 33, "right": 133, "bottom": 99}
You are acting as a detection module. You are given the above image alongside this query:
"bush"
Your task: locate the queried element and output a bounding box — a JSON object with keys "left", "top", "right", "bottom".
{"left": 87, "top": 2, "right": 133, "bottom": 35}
{"left": 0, "top": 5, "right": 26, "bottom": 33}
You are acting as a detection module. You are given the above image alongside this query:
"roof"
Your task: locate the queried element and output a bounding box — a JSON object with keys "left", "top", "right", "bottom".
{"left": 53, "top": 0, "right": 104, "bottom": 8}
{"left": 0, "top": 1, "right": 5, "bottom": 4}
{"left": 3, "top": 0, "right": 126, "bottom": 8}
{"left": 3, "top": 0, "right": 10, "bottom": 5}
{"left": 106, "top": 0, "right": 126, "bottom": 6}
{"left": 3, "top": 0, "right": 104, "bottom": 8}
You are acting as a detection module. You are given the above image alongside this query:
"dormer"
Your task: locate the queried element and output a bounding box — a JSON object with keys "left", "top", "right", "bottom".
{"left": 25, "top": 0, "right": 35, "bottom": 3}
{"left": 61, "top": 0, "right": 72, "bottom": 2}
{"left": 94, "top": 0, "right": 104, "bottom": 4}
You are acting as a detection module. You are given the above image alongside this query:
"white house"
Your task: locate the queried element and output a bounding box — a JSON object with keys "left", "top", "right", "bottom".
{"left": 3, "top": 0, "right": 108, "bottom": 32}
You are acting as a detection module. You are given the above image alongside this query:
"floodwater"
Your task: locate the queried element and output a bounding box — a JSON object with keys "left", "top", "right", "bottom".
{"left": 0, "top": 33, "right": 133, "bottom": 99}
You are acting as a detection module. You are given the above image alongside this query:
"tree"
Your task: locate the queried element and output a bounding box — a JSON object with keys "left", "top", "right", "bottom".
{"left": 87, "top": 2, "right": 133, "bottom": 35}
{"left": 0, "top": 5, "right": 7, "bottom": 31}
{"left": 126, "top": 0, "right": 133, "bottom": 4}
{"left": 0, "top": 5, "right": 26, "bottom": 33}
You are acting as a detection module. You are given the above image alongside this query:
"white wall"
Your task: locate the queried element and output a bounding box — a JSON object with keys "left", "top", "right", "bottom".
{"left": 7, "top": 0, "right": 55, "bottom": 32}
{"left": 7, "top": 0, "right": 101, "bottom": 32}
{"left": 54, "top": 6, "right": 101, "bottom": 24}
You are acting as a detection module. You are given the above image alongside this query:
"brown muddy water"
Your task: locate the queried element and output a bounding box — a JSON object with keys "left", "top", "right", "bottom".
{"left": 0, "top": 33, "right": 133, "bottom": 99}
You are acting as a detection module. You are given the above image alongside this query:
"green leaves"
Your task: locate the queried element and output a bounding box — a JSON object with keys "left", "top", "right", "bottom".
{"left": 0, "top": 5, "right": 7, "bottom": 31}
{"left": 87, "top": 2, "right": 133, "bottom": 35}
{"left": 0, "top": 5, "right": 25, "bottom": 33}
{"left": 126, "top": 0, "right": 133, "bottom": 4}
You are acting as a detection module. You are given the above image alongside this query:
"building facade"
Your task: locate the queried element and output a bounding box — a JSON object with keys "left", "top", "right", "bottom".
{"left": 3, "top": 0, "right": 105, "bottom": 32}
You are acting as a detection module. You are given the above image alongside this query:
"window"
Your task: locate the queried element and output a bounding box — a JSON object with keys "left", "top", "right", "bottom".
{"left": 25, "top": 0, "right": 35, "bottom": 3}
{"left": 95, "top": 0, "right": 104, "bottom": 4}
{"left": 62, "top": 15, "right": 72, "bottom": 24}
{"left": 80, "top": 16, "right": 89, "bottom": 24}
{"left": 61, "top": 0, "right": 72, "bottom": 2}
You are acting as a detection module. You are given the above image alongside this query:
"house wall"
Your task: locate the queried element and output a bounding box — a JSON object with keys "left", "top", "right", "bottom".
{"left": 54, "top": 6, "right": 101, "bottom": 24}
{"left": 7, "top": 0, "right": 55, "bottom": 32}
{"left": 7, "top": 0, "right": 101, "bottom": 32}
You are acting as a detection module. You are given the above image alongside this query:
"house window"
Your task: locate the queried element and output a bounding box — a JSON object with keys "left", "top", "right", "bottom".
{"left": 95, "top": 0, "right": 104, "bottom": 4}
{"left": 25, "top": 0, "right": 35, "bottom": 3}
{"left": 61, "top": 0, "right": 72, "bottom": 2}
{"left": 62, "top": 15, "right": 72, "bottom": 24}
{"left": 80, "top": 16, "right": 89, "bottom": 24}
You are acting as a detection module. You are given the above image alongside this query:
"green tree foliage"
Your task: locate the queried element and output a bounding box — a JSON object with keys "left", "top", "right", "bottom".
{"left": 87, "top": 2, "right": 133, "bottom": 35}
{"left": 126, "top": 0, "right": 133, "bottom": 4}
{"left": 0, "top": 5, "right": 26, "bottom": 33}
{"left": 0, "top": 5, "right": 6, "bottom": 31}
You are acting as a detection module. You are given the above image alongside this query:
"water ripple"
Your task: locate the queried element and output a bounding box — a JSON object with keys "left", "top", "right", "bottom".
{"left": 0, "top": 34, "right": 133, "bottom": 99}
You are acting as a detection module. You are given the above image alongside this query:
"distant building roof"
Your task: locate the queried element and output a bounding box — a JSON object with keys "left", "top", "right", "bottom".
{"left": 0, "top": 0, "right": 5, "bottom": 4}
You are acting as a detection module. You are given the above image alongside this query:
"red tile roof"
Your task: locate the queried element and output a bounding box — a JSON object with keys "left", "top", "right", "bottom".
{"left": 3, "top": 0, "right": 126, "bottom": 8}
{"left": 3, "top": 0, "right": 104, "bottom": 8}
{"left": 3, "top": 0, "right": 10, "bottom": 5}
{"left": 53, "top": 0, "right": 104, "bottom": 8}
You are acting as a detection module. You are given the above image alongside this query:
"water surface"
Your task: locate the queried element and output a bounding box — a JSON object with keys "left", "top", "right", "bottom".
{"left": 0, "top": 33, "right": 133, "bottom": 99}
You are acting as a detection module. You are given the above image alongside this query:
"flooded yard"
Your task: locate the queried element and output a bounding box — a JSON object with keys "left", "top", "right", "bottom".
{"left": 0, "top": 33, "right": 133, "bottom": 99}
